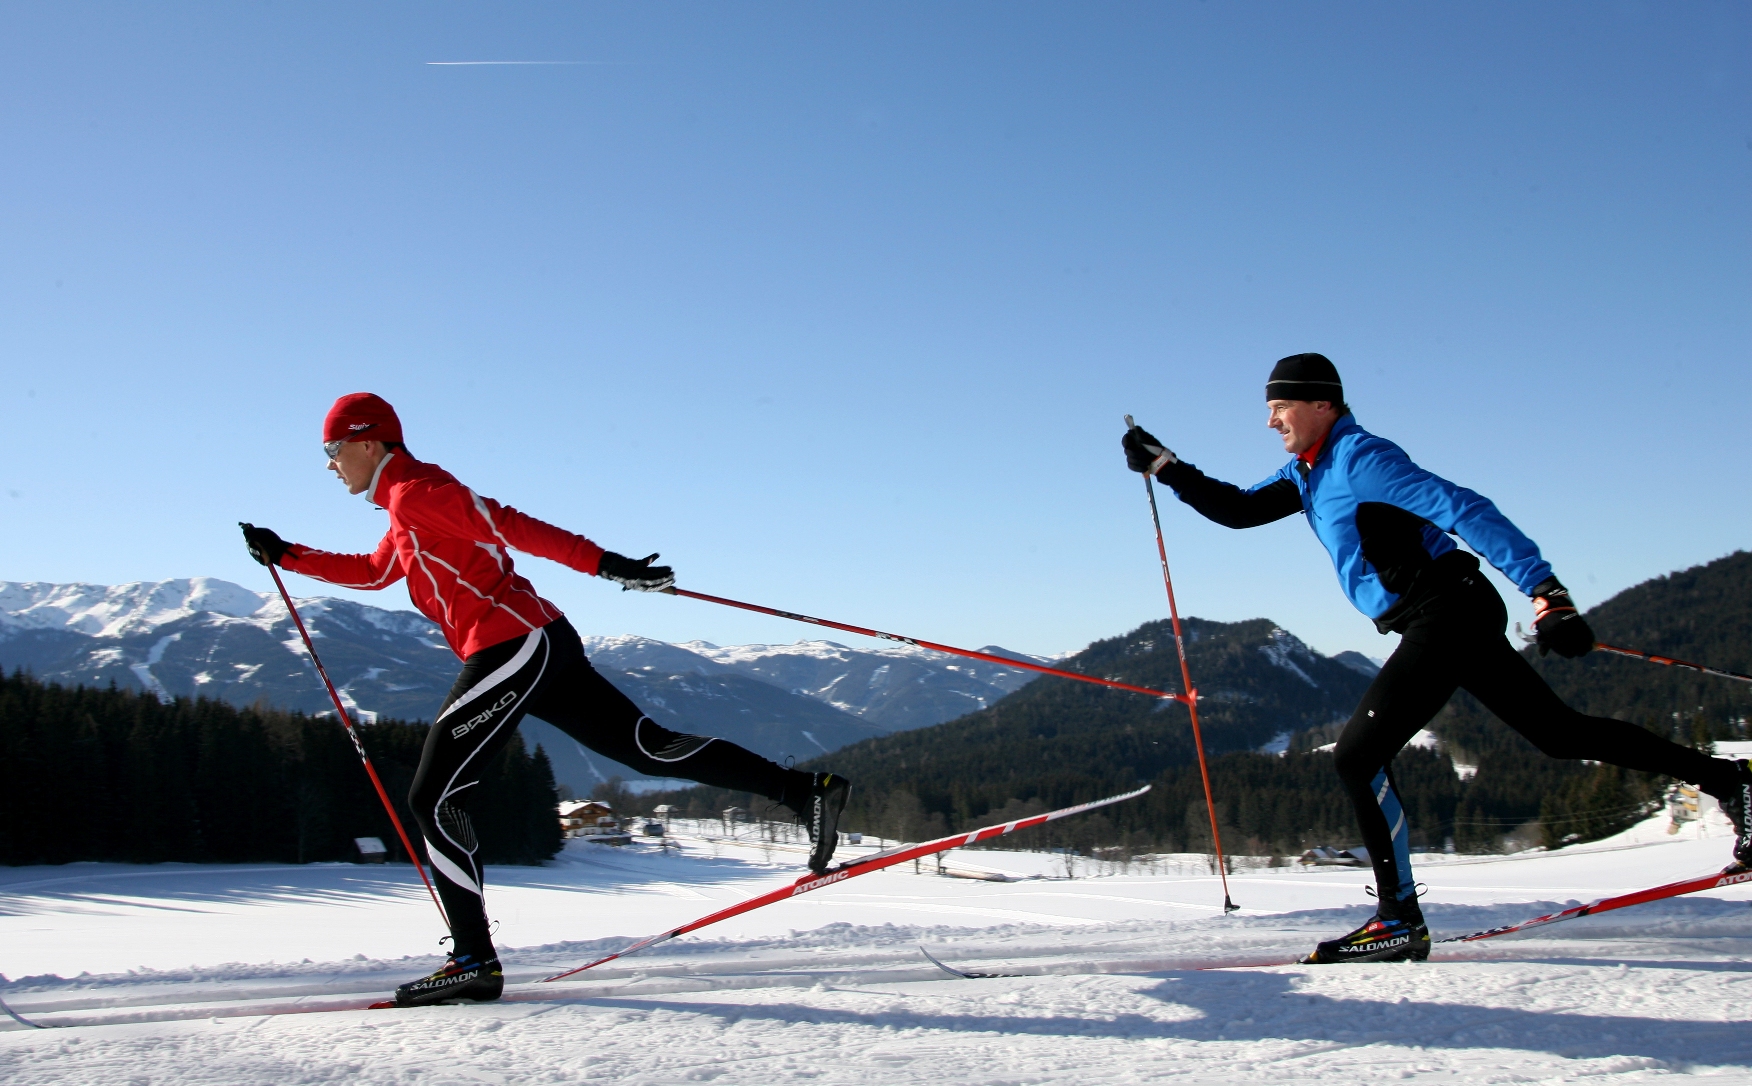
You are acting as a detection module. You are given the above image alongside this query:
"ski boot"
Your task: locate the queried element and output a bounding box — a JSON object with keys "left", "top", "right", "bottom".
{"left": 1705, "top": 759, "right": 1752, "bottom": 873}
{"left": 798, "top": 772, "right": 851, "bottom": 875}
{"left": 392, "top": 951, "right": 504, "bottom": 1007}
{"left": 1300, "top": 895, "right": 1430, "bottom": 965}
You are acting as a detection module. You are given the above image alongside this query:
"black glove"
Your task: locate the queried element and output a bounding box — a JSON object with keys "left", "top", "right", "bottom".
{"left": 1530, "top": 577, "right": 1594, "bottom": 658}
{"left": 1122, "top": 425, "right": 1178, "bottom": 475}
{"left": 597, "top": 551, "right": 675, "bottom": 592}
{"left": 239, "top": 522, "right": 291, "bottom": 568}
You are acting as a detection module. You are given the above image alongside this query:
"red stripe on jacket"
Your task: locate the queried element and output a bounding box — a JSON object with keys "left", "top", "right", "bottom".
{"left": 283, "top": 452, "right": 605, "bottom": 659}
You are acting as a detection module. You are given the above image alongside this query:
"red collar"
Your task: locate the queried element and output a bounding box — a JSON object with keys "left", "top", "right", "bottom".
{"left": 1297, "top": 432, "right": 1328, "bottom": 468}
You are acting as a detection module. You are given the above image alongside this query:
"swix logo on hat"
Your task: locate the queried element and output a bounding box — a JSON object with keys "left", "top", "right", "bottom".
{"left": 323, "top": 392, "right": 404, "bottom": 446}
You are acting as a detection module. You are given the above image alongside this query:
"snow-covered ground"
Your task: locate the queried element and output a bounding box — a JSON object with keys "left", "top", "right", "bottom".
{"left": 4, "top": 805, "right": 1752, "bottom": 1084}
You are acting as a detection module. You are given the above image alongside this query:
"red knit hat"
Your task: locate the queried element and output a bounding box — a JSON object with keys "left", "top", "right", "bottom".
{"left": 322, "top": 393, "right": 403, "bottom": 445}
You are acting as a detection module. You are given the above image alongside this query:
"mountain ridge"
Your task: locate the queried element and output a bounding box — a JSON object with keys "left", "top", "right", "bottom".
{"left": 0, "top": 577, "right": 1039, "bottom": 796}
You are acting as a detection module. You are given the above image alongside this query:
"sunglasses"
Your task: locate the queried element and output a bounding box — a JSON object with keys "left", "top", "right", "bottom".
{"left": 323, "top": 423, "right": 377, "bottom": 460}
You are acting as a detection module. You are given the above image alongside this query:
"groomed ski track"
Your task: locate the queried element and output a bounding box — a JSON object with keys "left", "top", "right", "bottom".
{"left": 5, "top": 808, "right": 1752, "bottom": 1083}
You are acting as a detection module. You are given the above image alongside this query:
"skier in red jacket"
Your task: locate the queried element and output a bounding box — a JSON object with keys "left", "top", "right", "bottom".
{"left": 242, "top": 393, "right": 850, "bottom": 1006}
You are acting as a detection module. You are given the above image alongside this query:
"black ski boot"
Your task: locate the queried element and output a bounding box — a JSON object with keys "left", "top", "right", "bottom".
{"left": 1300, "top": 895, "right": 1430, "bottom": 965}
{"left": 1705, "top": 759, "right": 1752, "bottom": 872}
{"left": 799, "top": 772, "right": 851, "bottom": 875}
{"left": 393, "top": 951, "right": 504, "bottom": 1007}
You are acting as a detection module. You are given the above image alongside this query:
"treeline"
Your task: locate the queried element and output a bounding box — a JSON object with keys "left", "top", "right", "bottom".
{"left": 0, "top": 669, "right": 563, "bottom": 867}
{"left": 643, "top": 744, "right": 1464, "bottom": 858}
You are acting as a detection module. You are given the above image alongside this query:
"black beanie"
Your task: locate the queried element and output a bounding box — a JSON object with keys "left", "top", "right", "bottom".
{"left": 1265, "top": 353, "right": 1344, "bottom": 403}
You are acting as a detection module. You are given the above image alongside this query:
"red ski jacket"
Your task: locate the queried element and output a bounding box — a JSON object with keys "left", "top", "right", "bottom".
{"left": 283, "top": 452, "right": 605, "bottom": 659}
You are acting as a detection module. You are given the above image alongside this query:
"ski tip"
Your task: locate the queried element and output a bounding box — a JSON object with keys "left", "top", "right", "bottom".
{"left": 368, "top": 1000, "right": 399, "bottom": 1010}
{"left": 919, "top": 946, "right": 971, "bottom": 980}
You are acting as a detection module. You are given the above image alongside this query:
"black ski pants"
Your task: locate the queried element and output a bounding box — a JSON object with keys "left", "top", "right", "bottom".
{"left": 1336, "top": 564, "right": 1732, "bottom": 907}
{"left": 408, "top": 616, "right": 810, "bottom": 956}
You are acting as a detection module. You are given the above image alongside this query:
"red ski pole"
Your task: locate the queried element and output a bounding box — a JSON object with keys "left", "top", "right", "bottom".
{"left": 1126, "top": 416, "right": 1237, "bottom": 914}
{"left": 1593, "top": 643, "right": 1752, "bottom": 686}
{"left": 1514, "top": 625, "right": 1752, "bottom": 686}
{"left": 264, "top": 561, "right": 448, "bottom": 925}
{"left": 664, "top": 588, "right": 1191, "bottom": 704}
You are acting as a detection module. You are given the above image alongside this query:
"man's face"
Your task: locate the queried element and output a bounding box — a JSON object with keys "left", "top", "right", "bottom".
{"left": 328, "top": 439, "right": 388, "bottom": 495}
{"left": 1267, "top": 399, "right": 1338, "bottom": 456}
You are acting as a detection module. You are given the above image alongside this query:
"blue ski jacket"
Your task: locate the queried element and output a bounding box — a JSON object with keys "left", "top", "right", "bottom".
{"left": 1157, "top": 413, "right": 1553, "bottom": 629}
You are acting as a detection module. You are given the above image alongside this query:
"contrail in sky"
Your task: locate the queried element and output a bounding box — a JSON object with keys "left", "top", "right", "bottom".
{"left": 426, "top": 60, "right": 617, "bottom": 66}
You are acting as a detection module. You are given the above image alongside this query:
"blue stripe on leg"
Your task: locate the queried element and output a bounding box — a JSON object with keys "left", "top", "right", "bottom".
{"left": 1371, "top": 768, "right": 1416, "bottom": 902}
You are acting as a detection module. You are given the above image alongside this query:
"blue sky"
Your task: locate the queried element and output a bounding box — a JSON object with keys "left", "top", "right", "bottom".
{"left": 1, "top": 2, "right": 1747, "bottom": 662}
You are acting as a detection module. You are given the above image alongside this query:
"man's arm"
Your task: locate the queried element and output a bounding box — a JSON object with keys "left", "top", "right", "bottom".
{"left": 1346, "top": 437, "right": 1553, "bottom": 594}
{"left": 401, "top": 476, "right": 608, "bottom": 576}
{"left": 282, "top": 530, "right": 406, "bottom": 590}
{"left": 1123, "top": 424, "right": 1302, "bottom": 529}
{"left": 1158, "top": 461, "right": 1304, "bottom": 529}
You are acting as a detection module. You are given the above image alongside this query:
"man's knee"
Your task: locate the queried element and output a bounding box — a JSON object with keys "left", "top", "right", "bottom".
{"left": 1331, "top": 726, "right": 1380, "bottom": 788}
{"left": 408, "top": 776, "right": 443, "bottom": 832}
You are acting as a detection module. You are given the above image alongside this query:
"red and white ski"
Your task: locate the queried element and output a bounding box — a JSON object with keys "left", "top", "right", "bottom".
{"left": 540, "top": 784, "right": 1153, "bottom": 982}
{"left": 1435, "top": 863, "right": 1752, "bottom": 944}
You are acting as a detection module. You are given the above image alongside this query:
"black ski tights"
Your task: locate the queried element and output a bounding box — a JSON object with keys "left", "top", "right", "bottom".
{"left": 408, "top": 617, "right": 812, "bottom": 956}
{"left": 1335, "top": 566, "right": 1735, "bottom": 907}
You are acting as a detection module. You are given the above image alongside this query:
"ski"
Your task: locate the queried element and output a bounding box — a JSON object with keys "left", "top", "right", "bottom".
{"left": 540, "top": 784, "right": 1153, "bottom": 983}
{"left": 918, "top": 946, "right": 1023, "bottom": 979}
{"left": 0, "top": 996, "right": 45, "bottom": 1029}
{"left": 1435, "top": 863, "right": 1752, "bottom": 944}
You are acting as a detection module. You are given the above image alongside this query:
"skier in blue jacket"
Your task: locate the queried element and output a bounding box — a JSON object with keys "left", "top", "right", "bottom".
{"left": 1123, "top": 352, "right": 1752, "bottom": 963}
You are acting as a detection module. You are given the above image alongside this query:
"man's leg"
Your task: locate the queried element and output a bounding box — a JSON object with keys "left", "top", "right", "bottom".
{"left": 1458, "top": 633, "right": 1732, "bottom": 785}
{"left": 1439, "top": 571, "right": 1752, "bottom": 866}
{"left": 1332, "top": 634, "right": 1461, "bottom": 907}
{"left": 408, "top": 627, "right": 550, "bottom": 968}
{"left": 1303, "top": 631, "right": 1458, "bottom": 963}
{"left": 525, "top": 619, "right": 849, "bottom": 870}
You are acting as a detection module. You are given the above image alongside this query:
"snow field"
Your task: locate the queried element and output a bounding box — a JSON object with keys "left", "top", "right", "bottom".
{"left": 3, "top": 809, "right": 1751, "bottom": 1084}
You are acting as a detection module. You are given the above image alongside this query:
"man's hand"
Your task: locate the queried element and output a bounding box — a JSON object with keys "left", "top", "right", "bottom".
{"left": 239, "top": 523, "right": 291, "bottom": 568}
{"left": 1531, "top": 577, "right": 1594, "bottom": 658}
{"left": 597, "top": 551, "right": 676, "bottom": 593}
{"left": 1122, "top": 425, "right": 1178, "bottom": 475}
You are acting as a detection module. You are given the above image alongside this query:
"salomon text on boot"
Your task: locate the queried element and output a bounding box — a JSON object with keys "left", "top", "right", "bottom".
{"left": 392, "top": 951, "right": 504, "bottom": 1007}
{"left": 1705, "top": 759, "right": 1752, "bottom": 873}
{"left": 1300, "top": 894, "right": 1430, "bottom": 965}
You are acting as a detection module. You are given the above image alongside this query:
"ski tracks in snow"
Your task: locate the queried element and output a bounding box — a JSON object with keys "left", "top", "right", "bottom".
{"left": 6, "top": 825, "right": 1752, "bottom": 1082}
{"left": 3, "top": 957, "right": 1751, "bottom": 1084}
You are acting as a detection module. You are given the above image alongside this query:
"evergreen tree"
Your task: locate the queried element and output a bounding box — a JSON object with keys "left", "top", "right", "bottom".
{"left": 0, "top": 669, "right": 563, "bottom": 867}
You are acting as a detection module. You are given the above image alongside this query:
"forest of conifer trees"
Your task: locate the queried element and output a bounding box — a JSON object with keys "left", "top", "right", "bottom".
{"left": 0, "top": 669, "right": 564, "bottom": 867}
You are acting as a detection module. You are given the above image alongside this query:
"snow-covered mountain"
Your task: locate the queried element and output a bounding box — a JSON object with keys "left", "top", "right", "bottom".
{"left": 0, "top": 579, "right": 454, "bottom": 719}
{"left": 0, "top": 579, "right": 1040, "bottom": 795}
{"left": 578, "top": 634, "right": 1041, "bottom": 730}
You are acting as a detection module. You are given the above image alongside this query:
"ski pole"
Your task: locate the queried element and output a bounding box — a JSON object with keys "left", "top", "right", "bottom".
{"left": 1125, "top": 416, "right": 1237, "bottom": 914}
{"left": 1515, "top": 624, "right": 1752, "bottom": 686}
{"left": 263, "top": 560, "right": 448, "bottom": 925}
{"left": 1593, "top": 643, "right": 1752, "bottom": 686}
{"left": 664, "top": 588, "right": 1193, "bottom": 704}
